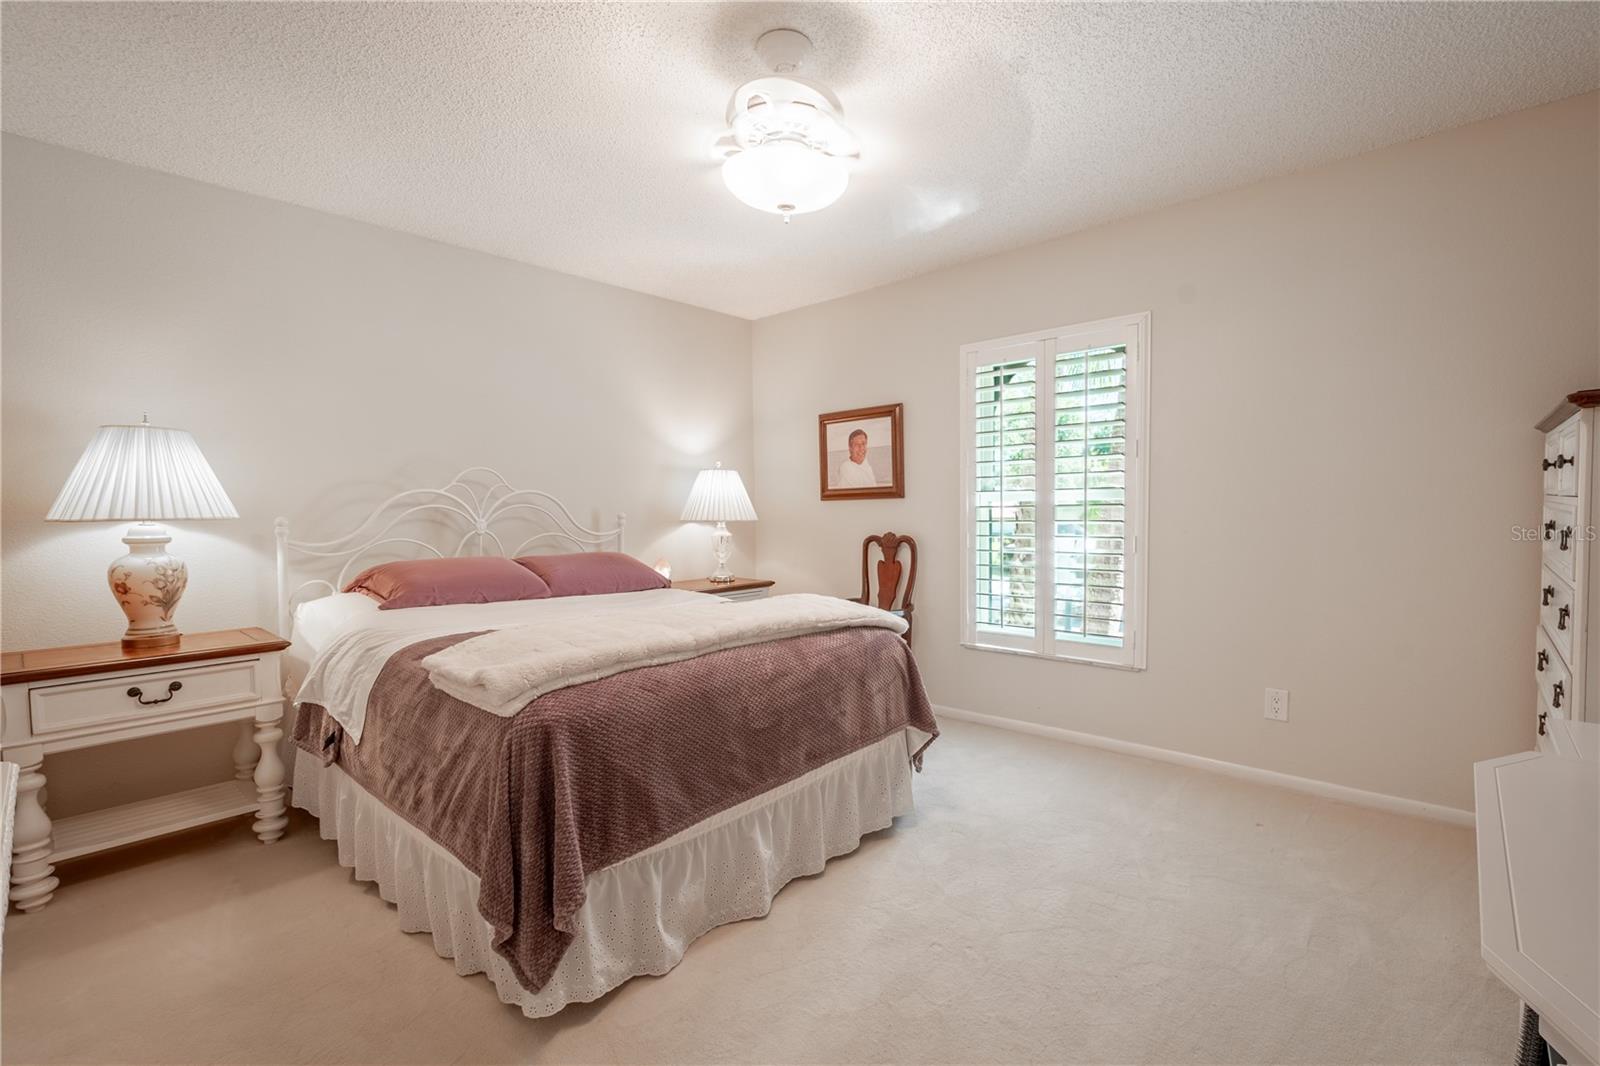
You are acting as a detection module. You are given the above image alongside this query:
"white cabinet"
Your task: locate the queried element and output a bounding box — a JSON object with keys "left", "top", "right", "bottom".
{"left": 1546, "top": 417, "right": 1583, "bottom": 497}
{"left": 0, "top": 627, "right": 290, "bottom": 912}
{"left": 1534, "top": 393, "right": 1600, "bottom": 740}
{"left": 1539, "top": 715, "right": 1600, "bottom": 761}
{"left": 1476, "top": 738, "right": 1599, "bottom": 1065}
{"left": 1542, "top": 495, "right": 1581, "bottom": 585}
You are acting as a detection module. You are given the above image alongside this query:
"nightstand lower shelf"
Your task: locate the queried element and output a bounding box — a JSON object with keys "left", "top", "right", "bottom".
{"left": 51, "top": 778, "right": 258, "bottom": 863}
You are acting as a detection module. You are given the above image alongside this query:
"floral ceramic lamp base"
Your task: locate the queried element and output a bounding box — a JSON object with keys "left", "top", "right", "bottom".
{"left": 110, "top": 522, "right": 189, "bottom": 649}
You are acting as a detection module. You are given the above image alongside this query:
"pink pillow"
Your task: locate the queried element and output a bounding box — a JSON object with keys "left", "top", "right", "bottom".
{"left": 343, "top": 557, "right": 551, "bottom": 610}
{"left": 515, "top": 552, "right": 670, "bottom": 597}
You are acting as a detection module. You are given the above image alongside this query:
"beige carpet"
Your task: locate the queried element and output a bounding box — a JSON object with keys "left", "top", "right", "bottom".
{"left": 1, "top": 718, "right": 1513, "bottom": 1065}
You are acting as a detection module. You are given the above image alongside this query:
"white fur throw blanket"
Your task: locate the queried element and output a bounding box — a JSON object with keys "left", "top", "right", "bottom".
{"left": 422, "top": 593, "right": 909, "bottom": 716}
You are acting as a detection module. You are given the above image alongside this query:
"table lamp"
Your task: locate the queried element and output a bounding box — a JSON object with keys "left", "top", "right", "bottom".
{"left": 46, "top": 416, "right": 238, "bottom": 649}
{"left": 680, "top": 462, "right": 757, "bottom": 583}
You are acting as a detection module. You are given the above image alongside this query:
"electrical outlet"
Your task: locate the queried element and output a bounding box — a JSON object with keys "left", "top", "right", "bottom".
{"left": 1265, "top": 688, "right": 1289, "bottom": 722}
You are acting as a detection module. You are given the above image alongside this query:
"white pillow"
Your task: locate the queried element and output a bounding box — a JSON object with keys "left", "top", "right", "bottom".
{"left": 292, "top": 592, "right": 380, "bottom": 655}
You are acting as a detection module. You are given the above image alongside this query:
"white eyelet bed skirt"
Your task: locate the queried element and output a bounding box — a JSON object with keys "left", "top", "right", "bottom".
{"left": 291, "top": 727, "right": 928, "bottom": 1018}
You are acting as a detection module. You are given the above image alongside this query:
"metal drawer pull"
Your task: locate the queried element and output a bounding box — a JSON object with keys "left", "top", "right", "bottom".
{"left": 1552, "top": 681, "right": 1564, "bottom": 709}
{"left": 1538, "top": 649, "right": 1549, "bottom": 671}
{"left": 1558, "top": 606, "right": 1571, "bottom": 630}
{"left": 127, "top": 681, "right": 182, "bottom": 705}
{"left": 1560, "top": 527, "right": 1574, "bottom": 550}
{"left": 1538, "top": 710, "right": 1548, "bottom": 736}
{"left": 1543, "top": 585, "right": 1556, "bottom": 605}
{"left": 1542, "top": 455, "right": 1574, "bottom": 470}
{"left": 1544, "top": 520, "right": 1556, "bottom": 540}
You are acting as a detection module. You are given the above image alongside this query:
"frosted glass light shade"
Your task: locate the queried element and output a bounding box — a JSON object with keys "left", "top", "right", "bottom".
{"left": 680, "top": 464, "right": 758, "bottom": 523}
{"left": 47, "top": 420, "right": 238, "bottom": 522}
{"left": 722, "top": 140, "right": 849, "bottom": 218}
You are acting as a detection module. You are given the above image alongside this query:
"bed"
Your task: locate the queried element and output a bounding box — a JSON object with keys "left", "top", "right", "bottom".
{"left": 276, "top": 468, "right": 937, "bottom": 1017}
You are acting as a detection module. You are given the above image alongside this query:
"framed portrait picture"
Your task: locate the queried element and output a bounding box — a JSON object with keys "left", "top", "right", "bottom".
{"left": 819, "top": 403, "right": 904, "bottom": 500}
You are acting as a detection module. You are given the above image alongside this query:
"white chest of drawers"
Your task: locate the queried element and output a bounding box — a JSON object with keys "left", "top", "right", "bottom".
{"left": 1534, "top": 391, "right": 1600, "bottom": 743}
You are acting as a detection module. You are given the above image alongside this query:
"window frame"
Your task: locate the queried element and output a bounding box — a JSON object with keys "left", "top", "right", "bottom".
{"left": 959, "top": 312, "right": 1150, "bottom": 670}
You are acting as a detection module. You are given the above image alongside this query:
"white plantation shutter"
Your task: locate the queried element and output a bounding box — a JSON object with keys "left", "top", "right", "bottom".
{"left": 1054, "top": 343, "right": 1127, "bottom": 644}
{"left": 962, "top": 314, "right": 1149, "bottom": 668}
{"left": 972, "top": 342, "right": 1042, "bottom": 640}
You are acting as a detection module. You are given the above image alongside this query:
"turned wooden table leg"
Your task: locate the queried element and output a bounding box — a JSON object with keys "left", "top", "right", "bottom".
{"left": 251, "top": 705, "right": 287, "bottom": 844}
{"left": 232, "top": 718, "right": 259, "bottom": 780}
{"left": 9, "top": 746, "right": 59, "bottom": 912}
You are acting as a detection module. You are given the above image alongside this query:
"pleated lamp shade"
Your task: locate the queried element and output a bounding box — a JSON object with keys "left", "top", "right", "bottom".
{"left": 680, "top": 463, "right": 758, "bottom": 523}
{"left": 46, "top": 419, "right": 238, "bottom": 522}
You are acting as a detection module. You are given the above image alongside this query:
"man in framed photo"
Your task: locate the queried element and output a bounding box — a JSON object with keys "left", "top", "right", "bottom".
{"left": 836, "top": 427, "right": 878, "bottom": 488}
{"left": 818, "top": 403, "right": 903, "bottom": 500}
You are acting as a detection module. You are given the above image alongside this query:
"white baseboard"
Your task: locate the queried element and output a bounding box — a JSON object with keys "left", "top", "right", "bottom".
{"left": 932, "top": 704, "right": 1475, "bottom": 828}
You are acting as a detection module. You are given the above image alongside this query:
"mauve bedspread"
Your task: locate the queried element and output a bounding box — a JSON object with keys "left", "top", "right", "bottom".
{"left": 294, "top": 626, "right": 937, "bottom": 994}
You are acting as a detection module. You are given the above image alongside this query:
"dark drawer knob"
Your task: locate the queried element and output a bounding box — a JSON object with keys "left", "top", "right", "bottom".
{"left": 1543, "top": 455, "right": 1574, "bottom": 470}
{"left": 1552, "top": 681, "right": 1564, "bottom": 709}
{"left": 1538, "top": 649, "right": 1549, "bottom": 671}
{"left": 1544, "top": 520, "right": 1557, "bottom": 540}
{"left": 1543, "top": 585, "right": 1556, "bottom": 605}
{"left": 127, "top": 681, "right": 182, "bottom": 706}
{"left": 1559, "top": 606, "right": 1571, "bottom": 630}
{"left": 1560, "top": 527, "right": 1574, "bottom": 550}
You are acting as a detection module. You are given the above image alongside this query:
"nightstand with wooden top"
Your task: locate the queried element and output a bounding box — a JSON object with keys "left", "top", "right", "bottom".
{"left": 0, "top": 626, "right": 291, "bottom": 912}
{"left": 672, "top": 577, "right": 775, "bottom": 602}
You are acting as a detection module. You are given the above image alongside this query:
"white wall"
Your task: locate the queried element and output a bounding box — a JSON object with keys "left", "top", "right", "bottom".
{"left": 1, "top": 134, "right": 753, "bottom": 815}
{"left": 7, "top": 94, "right": 1596, "bottom": 821}
{"left": 751, "top": 93, "right": 1600, "bottom": 813}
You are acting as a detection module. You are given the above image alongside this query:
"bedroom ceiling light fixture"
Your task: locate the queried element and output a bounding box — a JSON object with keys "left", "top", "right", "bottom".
{"left": 713, "top": 28, "right": 859, "bottom": 223}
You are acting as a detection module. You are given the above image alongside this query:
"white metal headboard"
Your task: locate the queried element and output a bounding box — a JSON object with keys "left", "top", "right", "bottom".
{"left": 273, "top": 467, "right": 625, "bottom": 635}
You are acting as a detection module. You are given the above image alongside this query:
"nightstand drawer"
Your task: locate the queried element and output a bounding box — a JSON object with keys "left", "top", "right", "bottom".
{"left": 712, "top": 587, "right": 771, "bottom": 602}
{"left": 29, "top": 658, "right": 263, "bottom": 736}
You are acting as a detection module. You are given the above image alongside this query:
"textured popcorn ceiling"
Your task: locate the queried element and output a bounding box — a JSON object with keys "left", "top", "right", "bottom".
{"left": 3, "top": 2, "right": 1596, "bottom": 319}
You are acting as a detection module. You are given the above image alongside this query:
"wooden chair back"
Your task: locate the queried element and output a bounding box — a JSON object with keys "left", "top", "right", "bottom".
{"left": 856, "top": 531, "right": 917, "bottom": 643}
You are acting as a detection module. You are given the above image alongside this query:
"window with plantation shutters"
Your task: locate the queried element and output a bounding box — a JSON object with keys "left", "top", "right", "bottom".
{"left": 961, "top": 314, "right": 1149, "bottom": 669}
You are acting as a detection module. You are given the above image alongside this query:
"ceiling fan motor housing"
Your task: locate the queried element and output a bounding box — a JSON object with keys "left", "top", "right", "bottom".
{"left": 755, "top": 28, "right": 812, "bottom": 74}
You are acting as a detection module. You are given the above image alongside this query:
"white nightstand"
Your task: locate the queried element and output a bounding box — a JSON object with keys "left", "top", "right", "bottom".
{"left": 672, "top": 577, "right": 774, "bottom": 602}
{"left": 0, "top": 627, "right": 290, "bottom": 912}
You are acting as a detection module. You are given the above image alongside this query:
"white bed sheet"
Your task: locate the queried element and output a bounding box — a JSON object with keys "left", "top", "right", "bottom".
{"left": 291, "top": 592, "right": 380, "bottom": 657}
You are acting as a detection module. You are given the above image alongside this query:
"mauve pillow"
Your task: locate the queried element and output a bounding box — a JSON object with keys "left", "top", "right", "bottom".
{"left": 343, "top": 557, "right": 552, "bottom": 610}
{"left": 515, "top": 552, "right": 670, "bottom": 597}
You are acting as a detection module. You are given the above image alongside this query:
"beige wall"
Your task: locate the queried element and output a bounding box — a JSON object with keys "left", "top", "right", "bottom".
{"left": 751, "top": 93, "right": 1600, "bottom": 813}
{"left": 1, "top": 135, "right": 754, "bottom": 815}
{"left": 6, "top": 93, "right": 1596, "bottom": 821}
